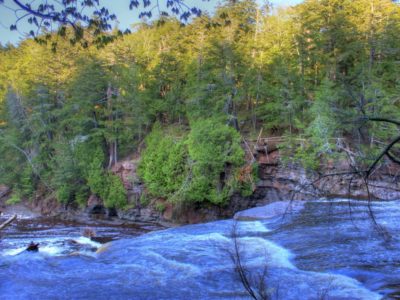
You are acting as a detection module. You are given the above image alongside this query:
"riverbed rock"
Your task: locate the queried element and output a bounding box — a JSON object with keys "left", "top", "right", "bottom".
{"left": 96, "top": 242, "right": 112, "bottom": 254}
{"left": 26, "top": 242, "right": 39, "bottom": 252}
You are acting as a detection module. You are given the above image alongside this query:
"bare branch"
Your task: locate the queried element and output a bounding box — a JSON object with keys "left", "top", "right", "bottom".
{"left": 367, "top": 117, "right": 400, "bottom": 127}
{"left": 229, "top": 221, "right": 271, "bottom": 300}
{"left": 386, "top": 151, "right": 400, "bottom": 165}
{"left": 366, "top": 135, "right": 400, "bottom": 177}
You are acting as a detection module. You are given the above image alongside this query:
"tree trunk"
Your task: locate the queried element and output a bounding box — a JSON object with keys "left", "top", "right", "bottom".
{"left": 107, "top": 83, "right": 117, "bottom": 169}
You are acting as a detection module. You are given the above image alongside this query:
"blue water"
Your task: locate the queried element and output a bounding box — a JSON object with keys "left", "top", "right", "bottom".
{"left": 1, "top": 200, "right": 399, "bottom": 299}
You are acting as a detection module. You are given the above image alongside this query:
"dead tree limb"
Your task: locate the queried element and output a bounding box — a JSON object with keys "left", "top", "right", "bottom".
{"left": 0, "top": 214, "right": 17, "bottom": 231}
{"left": 386, "top": 151, "right": 400, "bottom": 165}
{"left": 230, "top": 222, "right": 259, "bottom": 300}
{"left": 229, "top": 221, "right": 270, "bottom": 300}
{"left": 367, "top": 117, "right": 400, "bottom": 127}
{"left": 365, "top": 134, "right": 400, "bottom": 177}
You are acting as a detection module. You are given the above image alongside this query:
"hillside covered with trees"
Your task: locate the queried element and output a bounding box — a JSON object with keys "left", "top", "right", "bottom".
{"left": 1, "top": 0, "right": 400, "bottom": 212}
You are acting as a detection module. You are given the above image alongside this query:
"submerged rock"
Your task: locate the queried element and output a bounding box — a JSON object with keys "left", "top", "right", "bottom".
{"left": 26, "top": 242, "right": 39, "bottom": 252}
{"left": 96, "top": 242, "right": 112, "bottom": 254}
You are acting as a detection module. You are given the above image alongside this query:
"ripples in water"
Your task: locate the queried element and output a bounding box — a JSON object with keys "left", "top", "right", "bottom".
{"left": 0, "top": 199, "right": 399, "bottom": 299}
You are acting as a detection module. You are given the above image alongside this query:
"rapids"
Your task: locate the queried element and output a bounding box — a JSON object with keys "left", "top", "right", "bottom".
{"left": 0, "top": 199, "right": 399, "bottom": 299}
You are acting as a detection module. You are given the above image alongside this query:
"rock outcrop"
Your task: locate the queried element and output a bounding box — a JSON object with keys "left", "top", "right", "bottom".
{"left": 3, "top": 141, "right": 400, "bottom": 226}
{"left": 172, "top": 140, "right": 400, "bottom": 223}
{"left": 255, "top": 147, "right": 400, "bottom": 202}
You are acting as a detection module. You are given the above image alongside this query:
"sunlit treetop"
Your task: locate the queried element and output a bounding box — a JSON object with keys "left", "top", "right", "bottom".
{"left": 0, "top": 0, "right": 209, "bottom": 47}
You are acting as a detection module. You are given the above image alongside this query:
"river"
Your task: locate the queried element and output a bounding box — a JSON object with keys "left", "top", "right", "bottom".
{"left": 0, "top": 199, "right": 399, "bottom": 299}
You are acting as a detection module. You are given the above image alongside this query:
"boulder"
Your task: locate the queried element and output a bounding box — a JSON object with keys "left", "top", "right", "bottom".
{"left": 26, "top": 242, "right": 39, "bottom": 252}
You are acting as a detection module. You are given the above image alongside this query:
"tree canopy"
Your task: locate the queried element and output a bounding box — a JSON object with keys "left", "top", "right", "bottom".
{"left": 1, "top": 0, "right": 400, "bottom": 208}
{"left": 1, "top": 0, "right": 207, "bottom": 47}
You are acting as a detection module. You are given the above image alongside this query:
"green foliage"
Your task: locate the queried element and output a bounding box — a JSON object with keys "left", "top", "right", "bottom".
{"left": 56, "top": 183, "right": 89, "bottom": 206}
{"left": 294, "top": 79, "right": 341, "bottom": 170}
{"left": 104, "top": 174, "right": 127, "bottom": 209}
{"left": 140, "top": 193, "right": 150, "bottom": 207}
{"left": 138, "top": 123, "right": 188, "bottom": 199}
{"left": 1, "top": 0, "right": 400, "bottom": 211}
{"left": 138, "top": 120, "right": 245, "bottom": 205}
{"left": 75, "top": 186, "right": 90, "bottom": 207}
{"left": 56, "top": 185, "right": 72, "bottom": 204}
{"left": 86, "top": 152, "right": 107, "bottom": 199}
{"left": 155, "top": 202, "right": 166, "bottom": 213}
{"left": 18, "top": 165, "right": 35, "bottom": 198}
{"left": 186, "top": 119, "right": 245, "bottom": 205}
{"left": 238, "top": 162, "right": 259, "bottom": 197}
{"left": 83, "top": 145, "right": 127, "bottom": 208}
{"left": 6, "top": 193, "right": 21, "bottom": 205}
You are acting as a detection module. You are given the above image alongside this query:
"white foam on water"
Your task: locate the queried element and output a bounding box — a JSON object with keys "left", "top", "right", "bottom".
{"left": 150, "top": 232, "right": 231, "bottom": 246}
{"left": 191, "top": 232, "right": 231, "bottom": 242}
{"left": 237, "top": 221, "right": 271, "bottom": 234}
{"left": 1, "top": 247, "right": 26, "bottom": 256}
{"left": 233, "top": 235, "right": 382, "bottom": 299}
{"left": 311, "top": 198, "right": 400, "bottom": 207}
{"left": 235, "top": 201, "right": 305, "bottom": 221}
{"left": 144, "top": 250, "right": 201, "bottom": 276}
{"left": 39, "top": 245, "right": 65, "bottom": 256}
{"left": 237, "top": 237, "right": 296, "bottom": 270}
{"left": 1, "top": 243, "right": 64, "bottom": 257}
{"left": 305, "top": 271, "right": 382, "bottom": 300}
{"left": 74, "top": 236, "right": 102, "bottom": 248}
{"left": 311, "top": 198, "right": 358, "bottom": 203}
{"left": 1, "top": 236, "right": 102, "bottom": 258}
{"left": 1, "top": 237, "right": 63, "bottom": 256}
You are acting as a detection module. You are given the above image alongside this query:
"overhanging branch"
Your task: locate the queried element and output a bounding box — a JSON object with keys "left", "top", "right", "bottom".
{"left": 386, "top": 151, "right": 400, "bottom": 165}
{"left": 366, "top": 135, "right": 400, "bottom": 177}
{"left": 367, "top": 117, "right": 400, "bottom": 127}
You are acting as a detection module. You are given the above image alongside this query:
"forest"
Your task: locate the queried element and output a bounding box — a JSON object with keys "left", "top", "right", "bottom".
{"left": 1, "top": 0, "right": 400, "bottom": 210}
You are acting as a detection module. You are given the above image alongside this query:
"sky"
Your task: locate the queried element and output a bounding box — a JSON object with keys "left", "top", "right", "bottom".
{"left": 0, "top": 0, "right": 303, "bottom": 45}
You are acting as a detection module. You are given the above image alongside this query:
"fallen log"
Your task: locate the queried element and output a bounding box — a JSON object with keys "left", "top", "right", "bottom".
{"left": 0, "top": 214, "right": 17, "bottom": 231}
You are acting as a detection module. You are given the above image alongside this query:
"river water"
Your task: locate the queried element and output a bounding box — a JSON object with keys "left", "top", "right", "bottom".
{"left": 0, "top": 199, "right": 399, "bottom": 299}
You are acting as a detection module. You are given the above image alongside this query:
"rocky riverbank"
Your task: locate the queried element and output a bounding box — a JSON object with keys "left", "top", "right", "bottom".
{"left": 2, "top": 142, "right": 400, "bottom": 226}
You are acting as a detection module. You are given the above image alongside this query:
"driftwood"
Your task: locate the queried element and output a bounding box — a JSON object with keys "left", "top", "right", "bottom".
{"left": 0, "top": 214, "right": 17, "bottom": 231}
